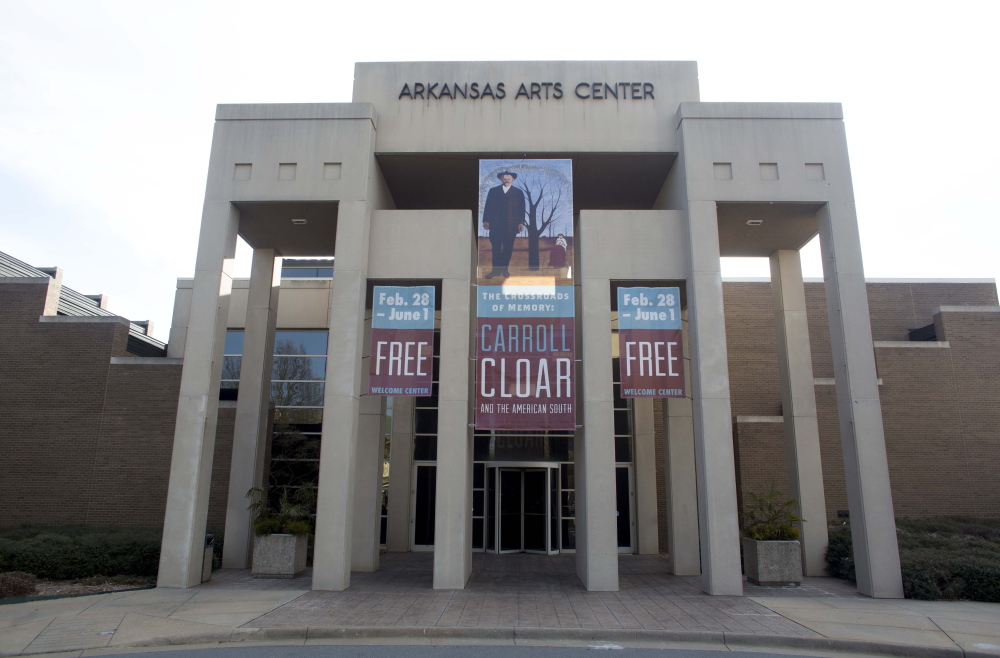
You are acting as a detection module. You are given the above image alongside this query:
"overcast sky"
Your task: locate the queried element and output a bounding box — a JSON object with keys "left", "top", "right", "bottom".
{"left": 1, "top": 1, "right": 997, "bottom": 340}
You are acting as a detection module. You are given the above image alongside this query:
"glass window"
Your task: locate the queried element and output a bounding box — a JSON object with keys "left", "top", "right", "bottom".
{"left": 274, "top": 331, "right": 329, "bottom": 355}
{"left": 222, "top": 356, "right": 242, "bottom": 381}
{"left": 271, "top": 431, "right": 322, "bottom": 460}
{"left": 281, "top": 266, "right": 334, "bottom": 278}
{"left": 224, "top": 331, "right": 244, "bottom": 355}
{"left": 272, "top": 356, "right": 326, "bottom": 381}
{"left": 615, "top": 437, "right": 632, "bottom": 463}
{"left": 274, "top": 407, "right": 323, "bottom": 428}
{"left": 270, "top": 382, "right": 325, "bottom": 407}
{"left": 414, "top": 408, "right": 438, "bottom": 434}
{"left": 614, "top": 410, "right": 631, "bottom": 436}
{"left": 413, "top": 436, "right": 438, "bottom": 461}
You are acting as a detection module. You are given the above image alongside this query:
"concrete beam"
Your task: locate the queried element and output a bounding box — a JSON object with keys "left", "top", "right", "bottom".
{"left": 222, "top": 249, "right": 280, "bottom": 568}
{"left": 769, "top": 249, "right": 828, "bottom": 577}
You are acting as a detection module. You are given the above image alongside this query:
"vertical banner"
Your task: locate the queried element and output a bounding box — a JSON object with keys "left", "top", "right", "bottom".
{"left": 368, "top": 285, "right": 435, "bottom": 396}
{"left": 617, "top": 287, "right": 685, "bottom": 398}
{"left": 476, "top": 159, "right": 575, "bottom": 430}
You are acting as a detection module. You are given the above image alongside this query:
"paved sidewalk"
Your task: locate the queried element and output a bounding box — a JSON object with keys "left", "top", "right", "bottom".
{"left": 2, "top": 554, "right": 999, "bottom": 657}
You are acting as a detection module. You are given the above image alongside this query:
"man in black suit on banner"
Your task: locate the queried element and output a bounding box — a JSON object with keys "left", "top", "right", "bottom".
{"left": 482, "top": 171, "right": 525, "bottom": 279}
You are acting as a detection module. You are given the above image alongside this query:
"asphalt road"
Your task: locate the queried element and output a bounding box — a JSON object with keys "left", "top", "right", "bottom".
{"left": 97, "top": 645, "right": 820, "bottom": 658}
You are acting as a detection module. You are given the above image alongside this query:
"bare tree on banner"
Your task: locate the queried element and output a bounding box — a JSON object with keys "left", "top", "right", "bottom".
{"left": 516, "top": 167, "right": 572, "bottom": 270}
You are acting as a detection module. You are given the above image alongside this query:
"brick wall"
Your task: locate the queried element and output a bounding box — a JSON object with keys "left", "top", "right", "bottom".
{"left": 208, "top": 406, "right": 237, "bottom": 532}
{"left": 655, "top": 281, "right": 998, "bottom": 556}
{"left": 1, "top": 281, "right": 131, "bottom": 526}
{"left": 0, "top": 280, "right": 239, "bottom": 533}
{"left": 720, "top": 280, "right": 1000, "bottom": 527}
{"left": 653, "top": 402, "right": 668, "bottom": 553}
{"left": 86, "top": 361, "right": 182, "bottom": 527}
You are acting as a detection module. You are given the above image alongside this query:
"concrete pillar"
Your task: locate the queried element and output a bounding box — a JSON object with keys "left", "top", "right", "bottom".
{"left": 633, "top": 399, "right": 658, "bottom": 555}
{"left": 313, "top": 200, "right": 371, "bottom": 591}
{"left": 685, "top": 200, "right": 743, "bottom": 596}
{"left": 578, "top": 277, "right": 619, "bottom": 591}
{"left": 352, "top": 319, "right": 384, "bottom": 572}
{"left": 817, "top": 203, "right": 903, "bottom": 598}
{"left": 664, "top": 397, "right": 700, "bottom": 575}
{"left": 769, "top": 249, "right": 829, "bottom": 577}
{"left": 158, "top": 202, "right": 239, "bottom": 588}
{"left": 386, "top": 396, "right": 415, "bottom": 552}
{"left": 433, "top": 277, "right": 473, "bottom": 589}
{"left": 222, "top": 248, "right": 281, "bottom": 568}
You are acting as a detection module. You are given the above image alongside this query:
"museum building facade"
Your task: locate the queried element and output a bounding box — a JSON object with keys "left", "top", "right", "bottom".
{"left": 4, "top": 61, "right": 999, "bottom": 601}
{"left": 157, "top": 59, "right": 933, "bottom": 599}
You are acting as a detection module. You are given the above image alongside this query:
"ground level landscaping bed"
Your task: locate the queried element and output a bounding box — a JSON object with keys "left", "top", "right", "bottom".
{"left": 826, "top": 517, "right": 1000, "bottom": 601}
{"left": 0, "top": 524, "right": 222, "bottom": 600}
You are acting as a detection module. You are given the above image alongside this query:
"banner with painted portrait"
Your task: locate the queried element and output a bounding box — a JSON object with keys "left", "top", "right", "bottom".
{"left": 475, "top": 159, "right": 575, "bottom": 430}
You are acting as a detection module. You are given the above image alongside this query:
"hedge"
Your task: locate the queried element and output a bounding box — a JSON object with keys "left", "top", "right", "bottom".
{"left": 826, "top": 518, "right": 1000, "bottom": 601}
{"left": 0, "top": 525, "right": 225, "bottom": 581}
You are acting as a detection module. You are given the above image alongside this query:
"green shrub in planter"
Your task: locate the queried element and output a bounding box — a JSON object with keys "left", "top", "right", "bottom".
{"left": 740, "top": 482, "right": 802, "bottom": 541}
{"left": 246, "top": 486, "right": 315, "bottom": 536}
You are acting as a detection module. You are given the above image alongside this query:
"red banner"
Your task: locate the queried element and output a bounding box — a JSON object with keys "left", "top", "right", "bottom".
{"left": 618, "top": 286, "right": 685, "bottom": 398}
{"left": 476, "top": 317, "right": 575, "bottom": 430}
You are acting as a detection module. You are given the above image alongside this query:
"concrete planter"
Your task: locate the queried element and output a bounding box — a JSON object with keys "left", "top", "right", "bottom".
{"left": 252, "top": 533, "right": 308, "bottom": 578}
{"left": 741, "top": 537, "right": 802, "bottom": 586}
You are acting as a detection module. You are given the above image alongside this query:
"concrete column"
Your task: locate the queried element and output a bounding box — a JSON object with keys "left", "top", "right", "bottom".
{"left": 386, "top": 396, "right": 415, "bottom": 552}
{"left": 578, "top": 277, "right": 619, "bottom": 591}
{"left": 817, "top": 203, "right": 903, "bottom": 598}
{"left": 352, "top": 319, "right": 384, "bottom": 573}
{"left": 222, "top": 249, "right": 281, "bottom": 568}
{"left": 664, "top": 397, "right": 700, "bottom": 575}
{"left": 769, "top": 249, "right": 829, "bottom": 577}
{"left": 158, "top": 202, "right": 239, "bottom": 588}
{"left": 685, "top": 200, "right": 742, "bottom": 596}
{"left": 433, "top": 277, "right": 473, "bottom": 589}
{"left": 633, "top": 399, "right": 658, "bottom": 555}
{"left": 313, "top": 200, "right": 371, "bottom": 591}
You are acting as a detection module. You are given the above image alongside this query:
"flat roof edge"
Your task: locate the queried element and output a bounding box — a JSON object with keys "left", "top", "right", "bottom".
{"left": 677, "top": 102, "right": 844, "bottom": 123}
{"left": 215, "top": 103, "right": 376, "bottom": 123}
{"left": 723, "top": 277, "right": 996, "bottom": 284}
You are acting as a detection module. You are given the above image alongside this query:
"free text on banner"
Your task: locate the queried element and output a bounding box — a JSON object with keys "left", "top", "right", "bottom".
{"left": 368, "top": 285, "right": 435, "bottom": 396}
{"left": 475, "top": 158, "right": 575, "bottom": 430}
{"left": 618, "top": 287, "right": 685, "bottom": 398}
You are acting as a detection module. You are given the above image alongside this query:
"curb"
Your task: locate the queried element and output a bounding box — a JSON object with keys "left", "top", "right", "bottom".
{"left": 117, "top": 625, "right": 975, "bottom": 657}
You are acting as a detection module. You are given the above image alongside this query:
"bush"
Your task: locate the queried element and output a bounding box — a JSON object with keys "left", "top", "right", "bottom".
{"left": 825, "top": 525, "right": 855, "bottom": 581}
{"left": 0, "top": 525, "right": 228, "bottom": 581}
{"left": 0, "top": 526, "right": 162, "bottom": 580}
{"left": 0, "top": 571, "right": 38, "bottom": 598}
{"left": 740, "top": 482, "right": 802, "bottom": 541}
{"left": 248, "top": 487, "right": 315, "bottom": 536}
{"left": 825, "top": 518, "right": 1000, "bottom": 601}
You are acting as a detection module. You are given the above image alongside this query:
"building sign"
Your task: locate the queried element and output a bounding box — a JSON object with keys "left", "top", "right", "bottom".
{"left": 398, "top": 82, "right": 655, "bottom": 101}
{"left": 475, "top": 159, "right": 575, "bottom": 430}
{"left": 368, "top": 285, "right": 434, "bottom": 396}
{"left": 617, "top": 287, "right": 685, "bottom": 398}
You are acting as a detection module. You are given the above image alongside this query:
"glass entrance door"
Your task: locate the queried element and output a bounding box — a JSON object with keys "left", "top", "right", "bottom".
{"left": 499, "top": 469, "right": 522, "bottom": 553}
{"left": 492, "top": 466, "right": 556, "bottom": 554}
{"left": 523, "top": 469, "right": 547, "bottom": 552}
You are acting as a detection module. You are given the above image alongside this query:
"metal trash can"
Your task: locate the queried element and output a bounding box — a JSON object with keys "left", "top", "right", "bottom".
{"left": 201, "top": 534, "right": 215, "bottom": 583}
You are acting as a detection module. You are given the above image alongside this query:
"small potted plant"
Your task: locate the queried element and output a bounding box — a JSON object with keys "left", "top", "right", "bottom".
{"left": 246, "top": 485, "right": 315, "bottom": 578}
{"left": 740, "top": 482, "right": 804, "bottom": 586}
